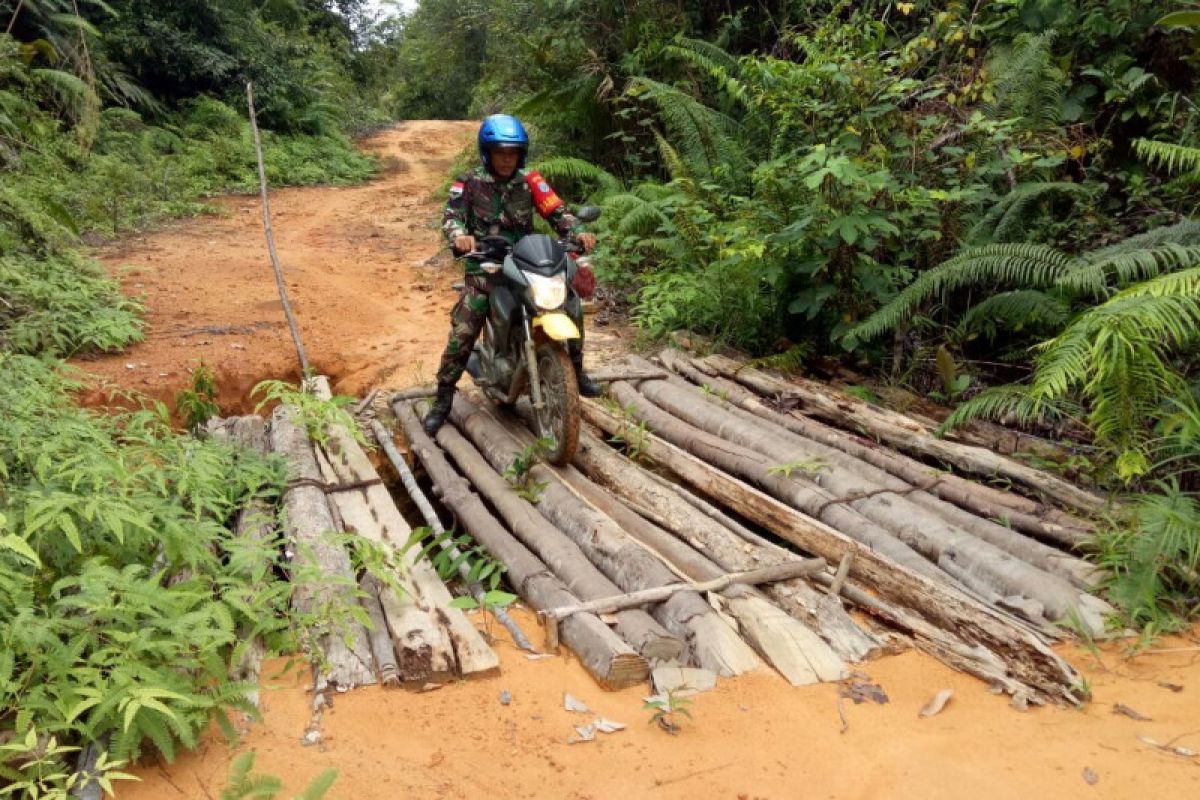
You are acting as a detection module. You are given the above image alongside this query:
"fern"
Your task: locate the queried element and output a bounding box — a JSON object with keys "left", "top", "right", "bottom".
{"left": 1133, "top": 139, "right": 1200, "bottom": 175}
{"left": 956, "top": 289, "right": 1070, "bottom": 341}
{"left": 967, "top": 182, "right": 1097, "bottom": 245}
{"left": 532, "top": 156, "right": 621, "bottom": 200}
{"left": 847, "top": 244, "right": 1069, "bottom": 343}
{"left": 1059, "top": 244, "right": 1200, "bottom": 296}
{"left": 986, "top": 31, "right": 1064, "bottom": 127}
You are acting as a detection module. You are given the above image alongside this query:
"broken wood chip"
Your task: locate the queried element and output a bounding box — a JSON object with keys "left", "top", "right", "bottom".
{"left": 568, "top": 724, "right": 595, "bottom": 744}
{"left": 1137, "top": 735, "right": 1198, "bottom": 758}
{"left": 564, "top": 693, "right": 590, "bottom": 713}
{"left": 839, "top": 674, "right": 889, "bottom": 706}
{"left": 593, "top": 717, "right": 626, "bottom": 734}
{"left": 1111, "top": 703, "right": 1151, "bottom": 721}
{"left": 919, "top": 689, "right": 954, "bottom": 718}
{"left": 1082, "top": 767, "right": 1099, "bottom": 786}
{"left": 1158, "top": 682, "right": 1184, "bottom": 693}
{"left": 526, "top": 652, "right": 554, "bottom": 661}
{"left": 417, "top": 682, "right": 442, "bottom": 693}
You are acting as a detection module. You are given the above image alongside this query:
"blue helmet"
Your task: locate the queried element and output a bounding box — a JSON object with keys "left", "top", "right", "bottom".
{"left": 478, "top": 114, "right": 529, "bottom": 170}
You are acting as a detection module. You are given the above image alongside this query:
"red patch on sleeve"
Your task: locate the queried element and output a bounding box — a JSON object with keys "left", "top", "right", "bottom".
{"left": 449, "top": 181, "right": 465, "bottom": 198}
{"left": 525, "top": 170, "right": 564, "bottom": 217}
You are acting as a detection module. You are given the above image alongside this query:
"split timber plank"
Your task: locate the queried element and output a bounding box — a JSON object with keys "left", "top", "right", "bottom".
{"left": 582, "top": 398, "right": 1082, "bottom": 704}
{"left": 310, "top": 377, "right": 499, "bottom": 679}
{"left": 269, "top": 405, "right": 376, "bottom": 689}
{"left": 395, "top": 401, "right": 649, "bottom": 688}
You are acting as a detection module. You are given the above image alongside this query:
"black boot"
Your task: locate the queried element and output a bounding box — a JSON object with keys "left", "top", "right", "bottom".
{"left": 423, "top": 384, "right": 456, "bottom": 436}
{"left": 572, "top": 356, "right": 603, "bottom": 398}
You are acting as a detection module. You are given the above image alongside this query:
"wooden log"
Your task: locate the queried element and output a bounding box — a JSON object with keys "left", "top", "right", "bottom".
{"left": 605, "top": 381, "right": 952, "bottom": 586}
{"left": 581, "top": 398, "right": 1082, "bottom": 704}
{"left": 390, "top": 366, "right": 666, "bottom": 405}
{"left": 395, "top": 402, "right": 649, "bottom": 688}
{"left": 450, "top": 395, "right": 763, "bottom": 677}
{"left": 370, "top": 418, "right": 534, "bottom": 652}
{"left": 269, "top": 405, "right": 376, "bottom": 689}
{"left": 398, "top": 401, "right": 683, "bottom": 663}
{"left": 310, "top": 377, "right": 499, "bottom": 679}
{"left": 699, "top": 352, "right": 1111, "bottom": 517}
{"left": 661, "top": 349, "right": 1094, "bottom": 547}
{"left": 554, "top": 471, "right": 846, "bottom": 686}
{"left": 569, "top": 426, "right": 881, "bottom": 662}
{"left": 360, "top": 575, "right": 400, "bottom": 685}
{"left": 633, "top": 372, "right": 1106, "bottom": 634}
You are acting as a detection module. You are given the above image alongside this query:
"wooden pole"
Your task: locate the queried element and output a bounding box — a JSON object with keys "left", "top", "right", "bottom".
{"left": 246, "top": 81, "right": 310, "bottom": 376}
{"left": 542, "top": 563, "right": 823, "bottom": 617}
{"left": 369, "top": 418, "right": 535, "bottom": 652}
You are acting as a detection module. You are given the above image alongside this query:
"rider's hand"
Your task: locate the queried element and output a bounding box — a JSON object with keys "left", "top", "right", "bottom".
{"left": 453, "top": 234, "right": 476, "bottom": 254}
{"left": 576, "top": 232, "right": 597, "bottom": 253}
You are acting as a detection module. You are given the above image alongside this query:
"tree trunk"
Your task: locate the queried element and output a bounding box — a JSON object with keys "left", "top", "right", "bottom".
{"left": 450, "top": 395, "right": 762, "bottom": 677}
{"left": 570, "top": 428, "right": 881, "bottom": 662}
{"left": 605, "top": 381, "right": 952, "bottom": 585}
{"left": 699, "top": 353, "right": 1110, "bottom": 517}
{"left": 310, "top": 377, "right": 499, "bottom": 679}
{"left": 581, "top": 398, "right": 1082, "bottom": 705}
{"left": 269, "top": 405, "right": 376, "bottom": 689}
{"left": 634, "top": 372, "right": 1107, "bottom": 635}
{"left": 394, "top": 401, "right": 649, "bottom": 688}
{"left": 397, "top": 401, "right": 682, "bottom": 664}
{"left": 670, "top": 351, "right": 1094, "bottom": 547}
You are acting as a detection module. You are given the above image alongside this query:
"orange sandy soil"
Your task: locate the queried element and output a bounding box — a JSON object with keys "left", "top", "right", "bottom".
{"left": 73, "top": 123, "right": 1200, "bottom": 799}
{"left": 117, "top": 610, "right": 1200, "bottom": 800}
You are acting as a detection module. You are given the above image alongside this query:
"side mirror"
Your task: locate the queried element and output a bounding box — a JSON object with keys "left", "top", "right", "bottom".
{"left": 576, "top": 205, "right": 602, "bottom": 223}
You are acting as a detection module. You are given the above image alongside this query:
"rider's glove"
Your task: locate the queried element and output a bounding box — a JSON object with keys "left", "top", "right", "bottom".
{"left": 576, "top": 232, "right": 597, "bottom": 253}
{"left": 453, "top": 234, "right": 477, "bottom": 254}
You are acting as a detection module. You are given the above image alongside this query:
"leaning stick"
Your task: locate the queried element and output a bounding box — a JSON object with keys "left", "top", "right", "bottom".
{"left": 369, "top": 419, "right": 535, "bottom": 652}
{"left": 246, "top": 81, "right": 310, "bottom": 376}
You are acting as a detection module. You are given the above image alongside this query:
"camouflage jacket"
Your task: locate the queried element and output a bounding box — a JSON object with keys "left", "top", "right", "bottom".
{"left": 443, "top": 165, "right": 581, "bottom": 274}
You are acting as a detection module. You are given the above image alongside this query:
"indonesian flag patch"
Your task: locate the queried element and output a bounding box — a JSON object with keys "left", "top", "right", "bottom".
{"left": 449, "top": 181, "right": 465, "bottom": 199}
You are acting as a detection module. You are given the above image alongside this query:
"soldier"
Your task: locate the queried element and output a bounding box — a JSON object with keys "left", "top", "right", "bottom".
{"left": 423, "top": 114, "right": 598, "bottom": 436}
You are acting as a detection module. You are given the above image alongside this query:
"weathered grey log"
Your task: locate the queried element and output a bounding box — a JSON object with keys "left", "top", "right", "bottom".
{"left": 395, "top": 401, "right": 649, "bottom": 688}
{"left": 699, "top": 352, "right": 1110, "bottom": 517}
{"left": 370, "top": 418, "right": 534, "bottom": 652}
{"left": 408, "top": 403, "right": 682, "bottom": 663}
{"left": 71, "top": 741, "right": 104, "bottom": 800}
{"left": 632, "top": 372, "right": 1106, "bottom": 634}
{"left": 269, "top": 405, "right": 376, "bottom": 688}
{"left": 606, "top": 381, "right": 951, "bottom": 585}
{"left": 665, "top": 349, "right": 1093, "bottom": 547}
{"left": 310, "top": 376, "right": 499, "bottom": 679}
{"left": 451, "top": 395, "right": 762, "bottom": 677}
{"left": 360, "top": 575, "right": 400, "bottom": 685}
{"left": 552, "top": 469, "right": 845, "bottom": 686}
{"left": 582, "top": 398, "right": 1082, "bottom": 704}
{"left": 569, "top": 426, "right": 881, "bottom": 662}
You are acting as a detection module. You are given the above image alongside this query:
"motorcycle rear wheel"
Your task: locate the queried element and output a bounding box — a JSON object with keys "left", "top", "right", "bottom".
{"left": 533, "top": 342, "right": 580, "bottom": 465}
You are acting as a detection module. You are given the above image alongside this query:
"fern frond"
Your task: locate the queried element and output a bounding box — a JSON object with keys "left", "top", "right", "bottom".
{"left": 986, "top": 31, "right": 1063, "bottom": 127}
{"left": 664, "top": 38, "right": 754, "bottom": 108}
{"left": 967, "top": 181, "right": 1095, "bottom": 244}
{"left": 628, "top": 76, "right": 746, "bottom": 186}
{"left": 1134, "top": 138, "right": 1200, "bottom": 175}
{"left": 1059, "top": 244, "right": 1200, "bottom": 295}
{"left": 845, "top": 244, "right": 1069, "bottom": 342}
{"left": 532, "top": 157, "right": 621, "bottom": 197}
{"left": 939, "top": 384, "right": 1073, "bottom": 433}
{"left": 956, "top": 289, "right": 1070, "bottom": 340}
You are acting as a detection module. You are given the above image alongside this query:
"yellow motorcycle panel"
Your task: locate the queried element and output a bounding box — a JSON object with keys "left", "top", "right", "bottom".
{"left": 533, "top": 313, "right": 581, "bottom": 341}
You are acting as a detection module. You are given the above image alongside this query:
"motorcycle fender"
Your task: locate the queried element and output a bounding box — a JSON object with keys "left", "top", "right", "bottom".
{"left": 533, "top": 313, "right": 580, "bottom": 341}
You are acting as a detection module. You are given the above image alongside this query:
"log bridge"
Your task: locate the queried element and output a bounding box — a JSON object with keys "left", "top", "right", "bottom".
{"left": 216, "top": 345, "right": 1111, "bottom": 707}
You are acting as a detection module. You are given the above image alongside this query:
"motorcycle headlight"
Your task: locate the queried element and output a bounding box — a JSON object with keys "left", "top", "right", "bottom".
{"left": 525, "top": 271, "right": 567, "bottom": 310}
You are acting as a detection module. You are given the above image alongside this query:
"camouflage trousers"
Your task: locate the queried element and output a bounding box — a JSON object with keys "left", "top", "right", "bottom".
{"left": 435, "top": 273, "right": 584, "bottom": 387}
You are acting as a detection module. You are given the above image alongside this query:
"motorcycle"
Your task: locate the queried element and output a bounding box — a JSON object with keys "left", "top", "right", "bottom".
{"left": 463, "top": 206, "right": 602, "bottom": 465}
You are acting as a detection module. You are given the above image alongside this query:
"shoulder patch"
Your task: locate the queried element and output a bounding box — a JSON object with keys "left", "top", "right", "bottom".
{"left": 524, "top": 170, "right": 564, "bottom": 217}
{"left": 449, "top": 181, "right": 465, "bottom": 198}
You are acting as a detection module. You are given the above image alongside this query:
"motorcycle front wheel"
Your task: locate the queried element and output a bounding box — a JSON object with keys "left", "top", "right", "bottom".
{"left": 533, "top": 342, "right": 580, "bottom": 465}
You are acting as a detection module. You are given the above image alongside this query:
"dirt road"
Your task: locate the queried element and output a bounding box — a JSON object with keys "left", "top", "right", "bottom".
{"left": 85, "top": 125, "right": 1200, "bottom": 799}
{"left": 79, "top": 120, "right": 615, "bottom": 410}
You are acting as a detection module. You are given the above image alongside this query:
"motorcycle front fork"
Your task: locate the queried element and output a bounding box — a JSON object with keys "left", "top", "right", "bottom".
{"left": 522, "top": 313, "right": 545, "bottom": 412}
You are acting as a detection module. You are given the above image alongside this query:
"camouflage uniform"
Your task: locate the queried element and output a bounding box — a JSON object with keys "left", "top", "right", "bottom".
{"left": 435, "top": 165, "right": 583, "bottom": 386}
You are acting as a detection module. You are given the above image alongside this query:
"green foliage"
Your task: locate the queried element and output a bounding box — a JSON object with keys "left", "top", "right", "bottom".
{"left": 221, "top": 750, "right": 338, "bottom": 800}
{"left": 767, "top": 457, "right": 828, "bottom": 480}
{"left": 502, "top": 438, "right": 552, "bottom": 504}
{"left": 643, "top": 688, "right": 692, "bottom": 734}
{"left": 403, "top": 527, "right": 508, "bottom": 592}
{"left": 251, "top": 380, "right": 367, "bottom": 450}
{"left": 0, "top": 355, "right": 293, "bottom": 790}
{"left": 176, "top": 362, "right": 220, "bottom": 432}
